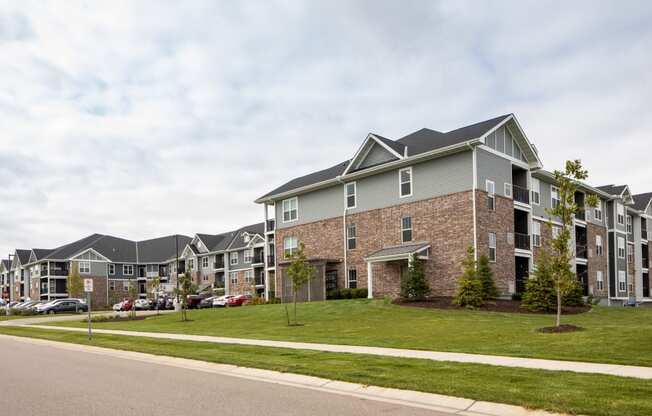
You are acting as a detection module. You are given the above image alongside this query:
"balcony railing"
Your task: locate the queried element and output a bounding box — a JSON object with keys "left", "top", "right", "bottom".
{"left": 515, "top": 233, "right": 531, "bottom": 250}
{"left": 266, "top": 219, "right": 275, "bottom": 233}
{"left": 213, "top": 259, "right": 224, "bottom": 269}
{"left": 513, "top": 185, "right": 529, "bottom": 204}
{"left": 576, "top": 244, "right": 588, "bottom": 259}
{"left": 48, "top": 269, "right": 69, "bottom": 276}
{"left": 643, "top": 230, "right": 648, "bottom": 240}
{"left": 576, "top": 209, "right": 586, "bottom": 221}
{"left": 253, "top": 253, "right": 265, "bottom": 264}
{"left": 267, "top": 255, "right": 275, "bottom": 267}
{"left": 643, "top": 258, "right": 649, "bottom": 269}
{"left": 255, "top": 274, "right": 265, "bottom": 286}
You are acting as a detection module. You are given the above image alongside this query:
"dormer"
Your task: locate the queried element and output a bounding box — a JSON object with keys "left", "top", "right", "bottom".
{"left": 343, "top": 133, "right": 407, "bottom": 175}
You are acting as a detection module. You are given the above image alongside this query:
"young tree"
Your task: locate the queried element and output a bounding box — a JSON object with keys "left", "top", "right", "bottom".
{"left": 400, "top": 256, "right": 430, "bottom": 300}
{"left": 151, "top": 276, "right": 161, "bottom": 315}
{"left": 453, "top": 246, "right": 484, "bottom": 308}
{"left": 67, "top": 262, "right": 84, "bottom": 311}
{"left": 174, "top": 272, "right": 197, "bottom": 322}
{"left": 547, "top": 160, "right": 598, "bottom": 327}
{"left": 127, "top": 280, "right": 139, "bottom": 319}
{"left": 285, "top": 243, "right": 316, "bottom": 326}
{"left": 477, "top": 255, "right": 498, "bottom": 300}
{"left": 522, "top": 250, "right": 556, "bottom": 312}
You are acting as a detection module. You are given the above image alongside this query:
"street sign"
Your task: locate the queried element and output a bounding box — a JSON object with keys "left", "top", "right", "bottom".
{"left": 84, "top": 278, "right": 93, "bottom": 293}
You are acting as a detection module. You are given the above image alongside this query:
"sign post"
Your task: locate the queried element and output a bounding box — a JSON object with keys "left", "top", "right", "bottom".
{"left": 84, "top": 278, "right": 93, "bottom": 340}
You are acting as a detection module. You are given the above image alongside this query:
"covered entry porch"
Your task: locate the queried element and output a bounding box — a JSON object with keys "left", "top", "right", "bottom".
{"left": 365, "top": 242, "right": 430, "bottom": 299}
{"left": 278, "top": 258, "right": 341, "bottom": 303}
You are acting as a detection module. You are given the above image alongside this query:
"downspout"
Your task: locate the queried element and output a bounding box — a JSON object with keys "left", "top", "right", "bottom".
{"left": 337, "top": 176, "right": 348, "bottom": 288}
{"left": 469, "top": 143, "right": 478, "bottom": 260}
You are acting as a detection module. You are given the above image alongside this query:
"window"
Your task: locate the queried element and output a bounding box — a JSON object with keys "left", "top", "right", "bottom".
{"left": 596, "top": 235, "right": 603, "bottom": 256}
{"left": 399, "top": 167, "right": 413, "bottom": 198}
{"left": 109, "top": 280, "right": 116, "bottom": 291}
{"left": 618, "top": 270, "right": 626, "bottom": 292}
{"left": 346, "top": 223, "right": 356, "bottom": 250}
{"left": 284, "top": 236, "right": 298, "bottom": 258}
{"left": 504, "top": 183, "right": 512, "bottom": 199}
{"left": 628, "top": 244, "right": 634, "bottom": 264}
{"left": 79, "top": 261, "right": 90, "bottom": 274}
{"left": 618, "top": 237, "right": 626, "bottom": 259}
{"left": 230, "top": 272, "right": 238, "bottom": 285}
{"left": 617, "top": 203, "right": 625, "bottom": 225}
{"left": 348, "top": 269, "right": 357, "bottom": 289}
{"left": 594, "top": 202, "right": 603, "bottom": 222}
{"left": 627, "top": 215, "right": 633, "bottom": 233}
{"left": 488, "top": 233, "right": 497, "bottom": 262}
{"left": 244, "top": 249, "right": 253, "bottom": 263}
{"left": 401, "top": 216, "right": 412, "bottom": 243}
{"left": 123, "top": 264, "right": 133, "bottom": 276}
{"left": 202, "top": 257, "right": 209, "bottom": 269}
{"left": 188, "top": 259, "right": 194, "bottom": 271}
{"left": 596, "top": 271, "right": 604, "bottom": 291}
{"left": 552, "top": 226, "right": 561, "bottom": 240}
{"left": 244, "top": 270, "right": 253, "bottom": 283}
{"left": 486, "top": 180, "right": 495, "bottom": 211}
{"left": 230, "top": 252, "right": 238, "bottom": 265}
{"left": 532, "top": 222, "right": 541, "bottom": 247}
{"left": 531, "top": 178, "right": 540, "bottom": 205}
{"left": 551, "top": 186, "right": 560, "bottom": 209}
{"left": 282, "top": 197, "right": 298, "bottom": 223}
{"left": 108, "top": 264, "right": 115, "bottom": 275}
{"left": 345, "top": 182, "right": 356, "bottom": 209}
{"left": 203, "top": 274, "right": 209, "bottom": 282}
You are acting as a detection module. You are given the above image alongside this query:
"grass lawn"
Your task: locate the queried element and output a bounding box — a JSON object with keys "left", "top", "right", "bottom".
{"left": 0, "top": 315, "right": 28, "bottom": 321}
{"left": 1, "top": 326, "right": 651, "bottom": 416}
{"left": 43, "top": 299, "right": 652, "bottom": 366}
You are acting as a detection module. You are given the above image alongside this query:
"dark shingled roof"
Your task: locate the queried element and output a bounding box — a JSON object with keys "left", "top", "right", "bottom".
{"left": 32, "top": 249, "right": 55, "bottom": 261}
{"left": 596, "top": 185, "right": 628, "bottom": 196}
{"left": 259, "top": 114, "right": 512, "bottom": 200}
{"left": 633, "top": 193, "right": 652, "bottom": 212}
{"left": 196, "top": 233, "right": 231, "bottom": 252}
{"left": 138, "top": 235, "right": 191, "bottom": 263}
{"left": 1, "top": 259, "right": 11, "bottom": 270}
{"left": 15, "top": 249, "right": 31, "bottom": 265}
{"left": 227, "top": 222, "right": 265, "bottom": 251}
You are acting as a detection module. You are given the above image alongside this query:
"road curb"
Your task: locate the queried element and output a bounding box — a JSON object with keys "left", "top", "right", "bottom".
{"left": 0, "top": 333, "right": 573, "bottom": 416}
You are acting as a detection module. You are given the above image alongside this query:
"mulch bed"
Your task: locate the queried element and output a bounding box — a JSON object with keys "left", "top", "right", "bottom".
{"left": 537, "top": 324, "right": 584, "bottom": 333}
{"left": 394, "top": 297, "right": 591, "bottom": 315}
{"left": 90, "top": 315, "right": 149, "bottom": 323}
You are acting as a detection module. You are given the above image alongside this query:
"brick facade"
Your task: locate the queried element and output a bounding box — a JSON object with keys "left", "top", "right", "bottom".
{"left": 587, "top": 223, "right": 609, "bottom": 298}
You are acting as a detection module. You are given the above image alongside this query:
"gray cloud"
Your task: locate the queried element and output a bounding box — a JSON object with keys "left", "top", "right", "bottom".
{"left": 0, "top": 0, "right": 651, "bottom": 256}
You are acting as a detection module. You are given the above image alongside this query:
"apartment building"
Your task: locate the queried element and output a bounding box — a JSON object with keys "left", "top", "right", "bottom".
{"left": 1, "top": 260, "right": 11, "bottom": 301}
{"left": 256, "top": 113, "right": 651, "bottom": 305}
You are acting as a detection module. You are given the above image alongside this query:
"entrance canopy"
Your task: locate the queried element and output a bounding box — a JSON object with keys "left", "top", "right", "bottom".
{"left": 365, "top": 242, "right": 430, "bottom": 263}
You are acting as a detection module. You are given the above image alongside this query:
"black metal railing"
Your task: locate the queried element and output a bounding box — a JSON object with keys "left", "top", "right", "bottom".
{"left": 576, "top": 244, "right": 588, "bottom": 259}
{"left": 266, "top": 219, "right": 275, "bottom": 232}
{"left": 515, "top": 233, "right": 531, "bottom": 250}
{"left": 253, "top": 252, "right": 265, "bottom": 264}
{"left": 267, "top": 255, "right": 275, "bottom": 267}
{"left": 513, "top": 185, "right": 530, "bottom": 204}
{"left": 213, "top": 259, "right": 224, "bottom": 269}
{"left": 643, "top": 258, "right": 649, "bottom": 269}
{"left": 48, "top": 269, "right": 69, "bottom": 276}
{"left": 643, "top": 230, "right": 648, "bottom": 240}
{"left": 576, "top": 209, "right": 586, "bottom": 221}
{"left": 255, "top": 274, "right": 265, "bottom": 286}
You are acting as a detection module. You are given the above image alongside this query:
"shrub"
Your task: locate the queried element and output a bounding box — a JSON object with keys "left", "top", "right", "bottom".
{"left": 523, "top": 251, "right": 586, "bottom": 312}
{"left": 477, "top": 255, "right": 498, "bottom": 300}
{"left": 400, "top": 259, "right": 430, "bottom": 300}
{"left": 327, "top": 288, "right": 368, "bottom": 300}
{"left": 563, "top": 281, "right": 585, "bottom": 306}
{"left": 353, "top": 288, "right": 368, "bottom": 298}
{"left": 247, "top": 296, "right": 267, "bottom": 306}
{"left": 511, "top": 292, "right": 522, "bottom": 301}
{"left": 453, "top": 246, "right": 484, "bottom": 308}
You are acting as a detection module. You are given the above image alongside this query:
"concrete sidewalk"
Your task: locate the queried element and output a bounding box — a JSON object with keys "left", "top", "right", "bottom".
{"left": 0, "top": 334, "right": 571, "bottom": 416}
{"left": 10, "top": 320, "right": 652, "bottom": 380}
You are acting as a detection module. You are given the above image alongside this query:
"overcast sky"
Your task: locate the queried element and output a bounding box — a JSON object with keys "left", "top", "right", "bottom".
{"left": 1, "top": 0, "right": 651, "bottom": 256}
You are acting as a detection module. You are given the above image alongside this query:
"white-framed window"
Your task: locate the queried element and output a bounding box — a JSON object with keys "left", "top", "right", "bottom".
{"left": 551, "top": 186, "right": 561, "bottom": 209}
{"left": 244, "top": 249, "right": 253, "bottom": 263}
{"left": 596, "top": 235, "right": 603, "bottom": 256}
{"left": 594, "top": 202, "right": 603, "bottom": 222}
{"left": 617, "top": 203, "right": 625, "bottom": 225}
{"left": 532, "top": 222, "right": 541, "bottom": 247}
{"left": 109, "top": 280, "right": 116, "bottom": 291}
{"left": 488, "top": 232, "right": 497, "bottom": 262}
{"left": 531, "top": 178, "right": 540, "bottom": 205}
{"left": 230, "top": 252, "right": 238, "bottom": 265}
{"left": 282, "top": 197, "right": 298, "bottom": 223}
{"left": 596, "top": 271, "right": 604, "bottom": 291}
{"left": 283, "top": 236, "right": 298, "bottom": 258}
{"left": 348, "top": 268, "right": 357, "bottom": 289}
{"left": 244, "top": 270, "right": 253, "bottom": 283}
{"left": 486, "top": 180, "right": 495, "bottom": 211}
{"left": 628, "top": 244, "right": 634, "bottom": 264}
{"left": 504, "top": 183, "right": 513, "bottom": 199}
{"left": 202, "top": 257, "right": 209, "bottom": 269}
{"left": 123, "top": 264, "right": 134, "bottom": 276}
{"left": 230, "top": 272, "right": 238, "bottom": 285}
{"left": 123, "top": 281, "right": 130, "bottom": 290}
{"left": 401, "top": 216, "right": 412, "bottom": 243}
{"left": 399, "top": 167, "right": 413, "bottom": 198}
{"left": 552, "top": 225, "right": 561, "bottom": 240}
{"left": 188, "top": 259, "right": 194, "bottom": 271}
{"left": 618, "top": 270, "right": 626, "bottom": 292}
{"left": 79, "top": 261, "right": 90, "bottom": 274}
{"left": 345, "top": 182, "right": 356, "bottom": 209}
{"left": 347, "top": 223, "right": 356, "bottom": 250}
{"left": 108, "top": 264, "right": 115, "bottom": 275}
{"left": 627, "top": 215, "right": 633, "bottom": 234}
{"left": 618, "top": 237, "right": 626, "bottom": 259}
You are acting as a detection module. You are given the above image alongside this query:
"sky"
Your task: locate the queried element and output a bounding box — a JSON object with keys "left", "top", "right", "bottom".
{"left": 1, "top": 0, "right": 651, "bottom": 256}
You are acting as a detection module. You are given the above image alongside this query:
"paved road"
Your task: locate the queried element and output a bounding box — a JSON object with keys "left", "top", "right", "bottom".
{"left": 0, "top": 337, "right": 449, "bottom": 416}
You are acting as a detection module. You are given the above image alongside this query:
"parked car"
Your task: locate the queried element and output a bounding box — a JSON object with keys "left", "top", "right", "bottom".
{"left": 226, "top": 294, "right": 251, "bottom": 307}
{"left": 112, "top": 299, "right": 134, "bottom": 312}
{"left": 187, "top": 293, "right": 213, "bottom": 309}
{"left": 198, "top": 296, "right": 217, "bottom": 309}
{"left": 37, "top": 299, "right": 88, "bottom": 314}
{"left": 15, "top": 300, "right": 41, "bottom": 311}
{"left": 134, "top": 299, "right": 152, "bottom": 310}
{"left": 213, "top": 295, "right": 234, "bottom": 307}
{"left": 0, "top": 299, "right": 6, "bottom": 307}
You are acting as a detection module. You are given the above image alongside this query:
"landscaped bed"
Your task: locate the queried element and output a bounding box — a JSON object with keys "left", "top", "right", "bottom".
{"left": 394, "top": 297, "right": 591, "bottom": 314}
{"left": 37, "top": 299, "right": 652, "bottom": 367}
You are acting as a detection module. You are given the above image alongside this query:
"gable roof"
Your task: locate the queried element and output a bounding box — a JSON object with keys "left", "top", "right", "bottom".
{"left": 257, "top": 114, "right": 515, "bottom": 202}
{"left": 227, "top": 222, "right": 265, "bottom": 251}
{"left": 138, "top": 234, "right": 191, "bottom": 263}
{"left": 32, "top": 248, "right": 55, "bottom": 261}
{"left": 15, "top": 249, "right": 31, "bottom": 265}
{"left": 632, "top": 192, "right": 652, "bottom": 212}
{"left": 596, "top": 185, "right": 629, "bottom": 196}
{"left": 1, "top": 259, "right": 11, "bottom": 272}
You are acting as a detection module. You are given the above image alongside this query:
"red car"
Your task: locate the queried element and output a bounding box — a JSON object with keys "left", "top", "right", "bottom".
{"left": 226, "top": 294, "right": 250, "bottom": 307}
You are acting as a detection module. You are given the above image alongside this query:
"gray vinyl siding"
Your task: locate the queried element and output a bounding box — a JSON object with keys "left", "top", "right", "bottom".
{"left": 476, "top": 148, "right": 512, "bottom": 198}
{"left": 587, "top": 199, "right": 606, "bottom": 227}
{"left": 276, "top": 185, "right": 342, "bottom": 229}
{"left": 72, "top": 260, "right": 107, "bottom": 277}
{"left": 532, "top": 178, "right": 561, "bottom": 222}
{"left": 483, "top": 125, "right": 528, "bottom": 162}
{"left": 111, "top": 263, "right": 136, "bottom": 279}
{"left": 357, "top": 143, "right": 397, "bottom": 170}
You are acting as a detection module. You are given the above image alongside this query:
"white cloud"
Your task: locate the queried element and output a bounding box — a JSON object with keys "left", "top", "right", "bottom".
{"left": 0, "top": 0, "right": 651, "bottom": 255}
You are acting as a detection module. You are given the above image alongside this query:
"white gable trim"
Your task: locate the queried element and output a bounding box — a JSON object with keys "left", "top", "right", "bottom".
{"left": 70, "top": 247, "right": 111, "bottom": 262}
{"left": 343, "top": 133, "right": 404, "bottom": 175}
{"left": 181, "top": 244, "right": 197, "bottom": 259}
{"left": 479, "top": 114, "right": 543, "bottom": 169}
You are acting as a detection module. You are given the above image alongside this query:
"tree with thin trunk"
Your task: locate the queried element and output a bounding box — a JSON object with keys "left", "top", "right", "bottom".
{"left": 285, "top": 243, "right": 316, "bottom": 326}
{"left": 127, "top": 280, "right": 138, "bottom": 319}
{"left": 174, "top": 272, "right": 197, "bottom": 322}
{"left": 151, "top": 276, "right": 161, "bottom": 316}
{"left": 67, "top": 262, "right": 84, "bottom": 312}
{"left": 547, "top": 160, "right": 597, "bottom": 327}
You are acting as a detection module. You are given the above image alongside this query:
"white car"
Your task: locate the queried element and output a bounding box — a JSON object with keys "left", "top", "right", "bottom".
{"left": 134, "top": 299, "right": 151, "bottom": 310}
{"left": 212, "top": 295, "right": 234, "bottom": 307}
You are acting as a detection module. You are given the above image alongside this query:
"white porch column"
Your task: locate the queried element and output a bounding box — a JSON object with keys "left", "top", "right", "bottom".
{"left": 263, "top": 203, "right": 270, "bottom": 301}
{"left": 367, "top": 261, "right": 373, "bottom": 299}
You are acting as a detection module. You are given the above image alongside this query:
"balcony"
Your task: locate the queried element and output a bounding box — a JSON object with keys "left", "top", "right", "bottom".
{"left": 576, "top": 244, "right": 588, "bottom": 259}
{"left": 575, "top": 209, "right": 586, "bottom": 221}
{"left": 266, "top": 219, "right": 275, "bottom": 233}
{"left": 513, "top": 185, "right": 530, "bottom": 205}
{"left": 213, "top": 259, "right": 224, "bottom": 269}
{"left": 267, "top": 255, "right": 275, "bottom": 267}
{"left": 515, "top": 233, "right": 531, "bottom": 250}
{"left": 253, "top": 251, "right": 265, "bottom": 264}
{"left": 643, "top": 258, "right": 649, "bottom": 270}
{"left": 255, "top": 273, "right": 265, "bottom": 286}
{"left": 643, "top": 230, "right": 648, "bottom": 240}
